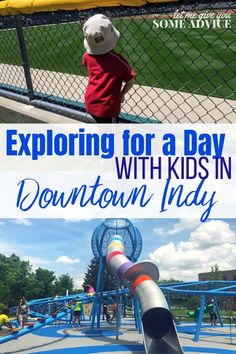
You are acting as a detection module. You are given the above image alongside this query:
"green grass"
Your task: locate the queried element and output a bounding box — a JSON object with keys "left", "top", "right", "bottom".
{"left": 0, "top": 15, "right": 235, "bottom": 99}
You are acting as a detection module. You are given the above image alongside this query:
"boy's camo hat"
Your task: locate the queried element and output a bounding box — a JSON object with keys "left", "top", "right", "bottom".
{"left": 83, "top": 14, "right": 120, "bottom": 55}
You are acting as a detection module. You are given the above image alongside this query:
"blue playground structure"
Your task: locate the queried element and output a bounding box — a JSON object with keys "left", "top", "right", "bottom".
{"left": 1, "top": 219, "right": 236, "bottom": 354}
{"left": 161, "top": 280, "right": 236, "bottom": 342}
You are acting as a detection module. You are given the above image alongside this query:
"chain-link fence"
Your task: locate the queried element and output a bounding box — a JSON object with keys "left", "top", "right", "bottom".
{"left": 0, "top": 0, "right": 235, "bottom": 123}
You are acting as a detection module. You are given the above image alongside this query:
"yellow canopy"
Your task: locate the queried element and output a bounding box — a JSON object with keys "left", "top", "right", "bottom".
{"left": 0, "top": 0, "right": 176, "bottom": 16}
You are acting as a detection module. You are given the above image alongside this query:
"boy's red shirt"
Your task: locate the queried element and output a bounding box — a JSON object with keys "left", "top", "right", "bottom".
{"left": 82, "top": 51, "right": 135, "bottom": 118}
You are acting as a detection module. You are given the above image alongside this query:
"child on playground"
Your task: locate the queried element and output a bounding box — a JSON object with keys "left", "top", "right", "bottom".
{"left": 0, "top": 313, "right": 13, "bottom": 332}
{"left": 208, "top": 300, "right": 218, "bottom": 326}
{"left": 108, "top": 302, "right": 118, "bottom": 324}
{"left": 16, "top": 297, "right": 29, "bottom": 329}
{"left": 102, "top": 301, "right": 108, "bottom": 321}
{"left": 82, "top": 14, "right": 135, "bottom": 123}
{"left": 72, "top": 298, "right": 82, "bottom": 327}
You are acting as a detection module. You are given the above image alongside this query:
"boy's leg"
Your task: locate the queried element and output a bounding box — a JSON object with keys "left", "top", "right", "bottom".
{"left": 23, "top": 315, "right": 27, "bottom": 328}
{"left": 5, "top": 322, "right": 13, "bottom": 330}
{"left": 19, "top": 315, "right": 23, "bottom": 328}
{"left": 72, "top": 313, "right": 76, "bottom": 326}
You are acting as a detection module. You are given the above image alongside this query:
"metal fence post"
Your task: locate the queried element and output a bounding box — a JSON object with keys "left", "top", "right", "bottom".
{"left": 15, "top": 15, "right": 35, "bottom": 101}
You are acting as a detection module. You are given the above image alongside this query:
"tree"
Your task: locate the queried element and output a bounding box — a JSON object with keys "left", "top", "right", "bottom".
{"left": 0, "top": 253, "right": 78, "bottom": 309}
{"left": 157, "top": 279, "right": 183, "bottom": 285}
{"left": 23, "top": 273, "right": 44, "bottom": 300}
{"left": 34, "top": 268, "right": 56, "bottom": 298}
{"left": 209, "top": 264, "right": 222, "bottom": 280}
{"left": 186, "top": 295, "right": 201, "bottom": 309}
{"left": 0, "top": 254, "right": 32, "bottom": 307}
{"left": 156, "top": 279, "right": 183, "bottom": 308}
{"left": 83, "top": 258, "right": 116, "bottom": 292}
{"left": 54, "top": 274, "right": 74, "bottom": 296}
{"left": 82, "top": 258, "right": 98, "bottom": 291}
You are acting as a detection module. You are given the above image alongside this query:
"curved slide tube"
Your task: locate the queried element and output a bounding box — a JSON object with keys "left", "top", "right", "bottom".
{"left": 0, "top": 308, "right": 72, "bottom": 345}
{"left": 107, "top": 235, "right": 184, "bottom": 354}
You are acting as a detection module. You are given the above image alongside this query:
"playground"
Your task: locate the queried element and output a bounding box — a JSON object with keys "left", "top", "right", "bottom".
{"left": 0, "top": 219, "right": 236, "bottom": 354}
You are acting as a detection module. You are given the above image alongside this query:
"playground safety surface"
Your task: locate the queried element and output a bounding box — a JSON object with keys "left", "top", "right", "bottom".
{"left": 0, "top": 320, "right": 236, "bottom": 354}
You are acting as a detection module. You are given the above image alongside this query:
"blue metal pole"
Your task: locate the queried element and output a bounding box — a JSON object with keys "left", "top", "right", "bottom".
{"left": 136, "top": 299, "right": 142, "bottom": 334}
{"left": 133, "top": 298, "right": 138, "bottom": 329}
{"left": 213, "top": 296, "right": 223, "bottom": 327}
{"left": 118, "top": 293, "right": 122, "bottom": 327}
{"left": 194, "top": 295, "right": 206, "bottom": 342}
{"left": 97, "top": 261, "right": 105, "bottom": 328}
{"left": 97, "top": 295, "right": 102, "bottom": 329}
{"left": 123, "top": 294, "right": 126, "bottom": 317}
{"left": 64, "top": 300, "right": 69, "bottom": 325}
{"left": 115, "top": 279, "right": 119, "bottom": 340}
{"left": 90, "top": 300, "right": 98, "bottom": 331}
{"left": 91, "top": 258, "right": 104, "bottom": 330}
{"left": 134, "top": 298, "right": 142, "bottom": 334}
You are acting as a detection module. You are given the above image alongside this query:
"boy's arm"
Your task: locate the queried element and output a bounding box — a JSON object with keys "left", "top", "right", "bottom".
{"left": 120, "top": 78, "right": 134, "bottom": 103}
{"left": 82, "top": 53, "right": 87, "bottom": 67}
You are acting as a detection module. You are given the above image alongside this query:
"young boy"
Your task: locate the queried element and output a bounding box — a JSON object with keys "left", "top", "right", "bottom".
{"left": 16, "top": 297, "right": 29, "bottom": 329}
{"left": 82, "top": 14, "right": 135, "bottom": 123}
{"left": 72, "top": 298, "right": 82, "bottom": 327}
{"left": 0, "top": 313, "right": 13, "bottom": 331}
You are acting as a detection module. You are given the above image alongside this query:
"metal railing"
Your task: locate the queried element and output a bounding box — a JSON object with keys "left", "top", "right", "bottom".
{"left": 0, "top": 0, "right": 235, "bottom": 123}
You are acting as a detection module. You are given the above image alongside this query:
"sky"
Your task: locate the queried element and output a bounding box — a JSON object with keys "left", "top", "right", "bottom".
{"left": 0, "top": 218, "right": 236, "bottom": 289}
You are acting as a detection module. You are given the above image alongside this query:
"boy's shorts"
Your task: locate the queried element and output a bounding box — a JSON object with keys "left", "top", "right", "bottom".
{"left": 90, "top": 115, "right": 119, "bottom": 124}
{"left": 19, "top": 314, "right": 28, "bottom": 322}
